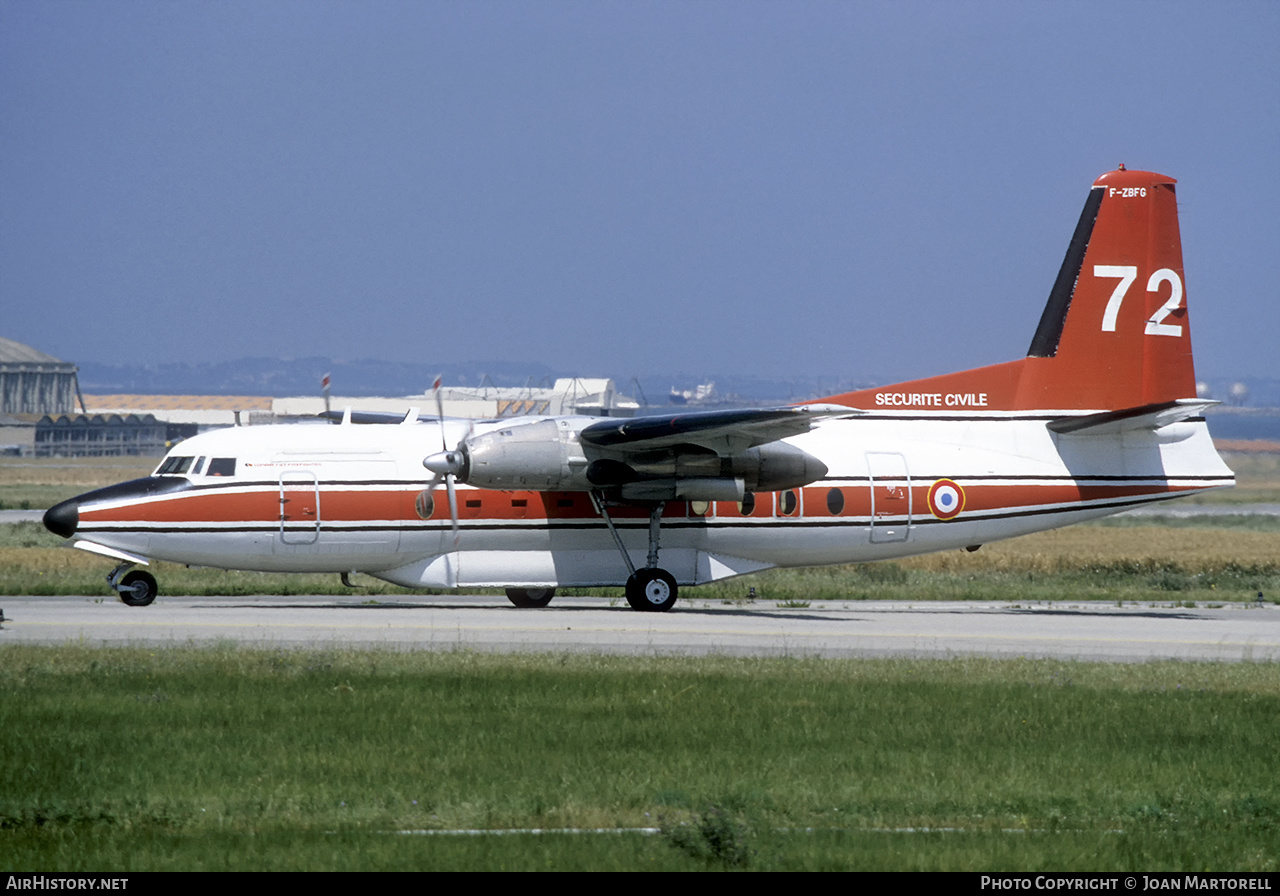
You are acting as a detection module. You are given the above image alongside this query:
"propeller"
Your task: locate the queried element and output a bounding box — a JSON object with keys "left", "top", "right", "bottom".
{"left": 422, "top": 376, "right": 464, "bottom": 546}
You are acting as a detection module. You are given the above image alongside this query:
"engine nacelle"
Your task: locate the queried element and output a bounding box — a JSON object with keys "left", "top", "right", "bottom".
{"left": 455, "top": 418, "right": 827, "bottom": 496}
{"left": 730, "top": 442, "right": 828, "bottom": 492}
{"left": 462, "top": 419, "right": 593, "bottom": 490}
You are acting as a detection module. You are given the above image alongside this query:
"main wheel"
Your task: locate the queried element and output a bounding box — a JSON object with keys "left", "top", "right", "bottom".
{"left": 625, "top": 568, "right": 678, "bottom": 612}
{"left": 505, "top": 587, "right": 556, "bottom": 608}
{"left": 118, "top": 570, "right": 158, "bottom": 607}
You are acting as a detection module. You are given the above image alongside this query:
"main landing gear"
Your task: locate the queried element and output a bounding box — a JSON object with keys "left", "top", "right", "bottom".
{"left": 505, "top": 587, "right": 556, "bottom": 608}
{"left": 625, "top": 567, "right": 677, "bottom": 612}
{"left": 594, "top": 495, "right": 680, "bottom": 612}
{"left": 108, "top": 562, "right": 158, "bottom": 607}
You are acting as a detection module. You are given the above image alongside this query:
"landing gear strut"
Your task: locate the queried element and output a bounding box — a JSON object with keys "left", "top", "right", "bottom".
{"left": 593, "top": 495, "right": 679, "bottom": 612}
{"left": 108, "top": 563, "right": 157, "bottom": 607}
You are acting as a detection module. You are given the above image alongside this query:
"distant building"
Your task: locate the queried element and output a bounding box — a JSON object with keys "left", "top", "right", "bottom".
{"left": 81, "top": 394, "right": 274, "bottom": 432}
{"left": 0, "top": 339, "right": 172, "bottom": 457}
{"left": 33, "top": 413, "right": 168, "bottom": 458}
{"left": 273, "top": 377, "right": 640, "bottom": 419}
{"left": 0, "top": 374, "right": 641, "bottom": 456}
{"left": 0, "top": 337, "right": 83, "bottom": 415}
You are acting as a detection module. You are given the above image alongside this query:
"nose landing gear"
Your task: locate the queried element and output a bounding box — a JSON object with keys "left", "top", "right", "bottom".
{"left": 108, "top": 563, "right": 158, "bottom": 607}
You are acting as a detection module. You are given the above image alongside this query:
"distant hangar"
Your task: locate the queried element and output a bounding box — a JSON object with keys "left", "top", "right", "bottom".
{"left": 0, "top": 337, "right": 165, "bottom": 457}
{"left": 0, "top": 336, "right": 82, "bottom": 415}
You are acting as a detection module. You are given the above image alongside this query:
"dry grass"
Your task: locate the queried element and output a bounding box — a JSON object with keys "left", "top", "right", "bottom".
{"left": 899, "top": 525, "right": 1280, "bottom": 574}
{"left": 1200, "top": 451, "right": 1280, "bottom": 504}
{"left": 0, "top": 457, "right": 158, "bottom": 510}
{"left": 0, "top": 456, "right": 156, "bottom": 487}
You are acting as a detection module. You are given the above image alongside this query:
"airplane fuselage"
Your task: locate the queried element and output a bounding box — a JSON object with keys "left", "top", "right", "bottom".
{"left": 54, "top": 408, "right": 1232, "bottom": 591}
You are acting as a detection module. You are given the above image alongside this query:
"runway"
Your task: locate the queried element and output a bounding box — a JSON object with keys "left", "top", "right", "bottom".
{"left": 1, "top": 594, "right": 1277, "bottom": 662}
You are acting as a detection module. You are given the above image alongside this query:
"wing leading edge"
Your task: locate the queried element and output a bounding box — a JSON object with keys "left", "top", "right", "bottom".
{"left": 580, "top": 404, "right": 856, "bottom": 455}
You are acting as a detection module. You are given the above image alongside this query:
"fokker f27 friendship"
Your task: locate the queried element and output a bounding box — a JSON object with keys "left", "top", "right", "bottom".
{"left": 44, "top": 168, "right": 1234, "bottom": 611}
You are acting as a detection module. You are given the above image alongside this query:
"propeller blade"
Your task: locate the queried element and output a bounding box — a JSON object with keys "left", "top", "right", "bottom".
{"left": 432, "top": 374, "right": 447, "bottom": 453}
{"left": 427, "top": 376, "right": 461, "bottom": 548}
{"left": 423, "top": 458, "right": 461, "bottom": 548}
{"left": 445, "top": 474, "right": 459, "bottom": 547}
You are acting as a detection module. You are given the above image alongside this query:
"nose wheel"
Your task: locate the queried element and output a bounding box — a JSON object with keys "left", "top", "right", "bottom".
{"left": 108, "top": 563, "right": 158, "bottom": 607}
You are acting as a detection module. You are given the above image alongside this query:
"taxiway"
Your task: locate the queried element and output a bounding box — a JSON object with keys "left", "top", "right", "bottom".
{"left": 1, "top": 594, "right": 1276, "bottom": 662}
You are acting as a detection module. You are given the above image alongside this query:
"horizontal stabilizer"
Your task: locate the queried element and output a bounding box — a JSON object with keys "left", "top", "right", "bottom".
{"left": 1047, "top": 399, "right": 1217, "bottom": 435}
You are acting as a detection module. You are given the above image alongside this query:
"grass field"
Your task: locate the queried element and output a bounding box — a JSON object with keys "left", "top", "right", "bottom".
{"left": 0, "top": 457, "right": 155, "bottom": 511}
{"left": 1, "top": 646, "right": 1277, "bottom": 871}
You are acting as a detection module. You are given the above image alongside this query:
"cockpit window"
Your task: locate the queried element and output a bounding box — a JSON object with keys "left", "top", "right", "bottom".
{"left": 191, "top": 457, "right": 206, "bottom": 475}
{"left": 156, "top": 456, "right": 194, "bottom": 475}
{"left": 206, "top": 457, "right": 236, "bottom": 477}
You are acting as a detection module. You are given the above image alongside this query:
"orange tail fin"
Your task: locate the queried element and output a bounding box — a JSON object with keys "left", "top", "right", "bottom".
{"left": 820, "top": 168, "right": 1197, "bottom": 413}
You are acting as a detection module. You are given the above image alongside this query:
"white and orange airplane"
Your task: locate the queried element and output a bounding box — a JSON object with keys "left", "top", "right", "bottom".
{"left": 44, "top": 168, "right": 1234, "bottom": 611}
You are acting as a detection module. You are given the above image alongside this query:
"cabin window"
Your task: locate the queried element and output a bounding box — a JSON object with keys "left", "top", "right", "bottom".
{"left": 689, "top": 500, "right": 710, "bottom": 517}
{"left": 826, "top": 488, "right": 845, "bottom": 515}
{"left": 738, "top": 492, "right": 756, "bottom": 516}
{"left": 778, "top": 490, "right": 798, "bottom": 516}
{"left": 207, "top": 457, "right": 237, "bottom": 477}
{"left": 415, "top": 491, "right": 435, "bottom": 520}
{"left": 156, "top": 456, "right": 194, "bottom": 475}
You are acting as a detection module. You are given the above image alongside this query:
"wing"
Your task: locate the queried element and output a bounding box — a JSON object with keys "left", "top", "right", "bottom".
{"left": 317, "top": 408, "right": 432, "bottom": 425}
{"left": 580, "top": 404, "right": 857, "bottom": 455}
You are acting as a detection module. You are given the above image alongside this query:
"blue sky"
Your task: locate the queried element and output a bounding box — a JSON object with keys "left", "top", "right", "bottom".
{"left": 3, "top": 1, "right": 1277, "bottom": 386}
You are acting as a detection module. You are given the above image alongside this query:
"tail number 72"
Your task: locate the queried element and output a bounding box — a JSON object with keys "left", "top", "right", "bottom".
{"left": 1095, "top": 265, "right": 1184, "bottom": 336}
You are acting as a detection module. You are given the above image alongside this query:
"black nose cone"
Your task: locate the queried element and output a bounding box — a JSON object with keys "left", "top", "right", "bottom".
{"left": 43, "top": 498, "right": 79, "bottom": 539}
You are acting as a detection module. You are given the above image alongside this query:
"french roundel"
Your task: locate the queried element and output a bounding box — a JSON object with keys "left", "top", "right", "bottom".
{"left": 927, "top": 479, "right": 965, "bottom": 520}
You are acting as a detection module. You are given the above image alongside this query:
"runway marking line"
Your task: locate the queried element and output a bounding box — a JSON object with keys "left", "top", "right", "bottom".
{"left": 8, "top": 618, "right": 1278, "bottom": 650}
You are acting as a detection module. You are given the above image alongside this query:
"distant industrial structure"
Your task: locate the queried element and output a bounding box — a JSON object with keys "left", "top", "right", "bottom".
{"left": 43, "top": 377, "right": 640, "bottom": 456}
{"left": 0, "top": 336, "right": 83, "bottom": 415}
{"left": 2, "top": 336, "right": 645, "bottom": 457}
{"left": 274, "top": 377, "right": 640, "bottom": 420}
{"left": 0, "top": 338, "right": 171, "bottom": 457}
